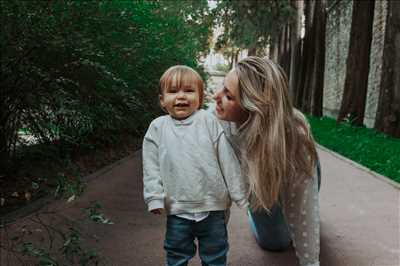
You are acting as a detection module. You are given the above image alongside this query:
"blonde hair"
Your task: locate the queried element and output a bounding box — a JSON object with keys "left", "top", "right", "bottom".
{"left": 159, "top": 65, "right": 204, "bottom": 108}
{"left": 235, "top": 56, "right": 318, "bottom": 210}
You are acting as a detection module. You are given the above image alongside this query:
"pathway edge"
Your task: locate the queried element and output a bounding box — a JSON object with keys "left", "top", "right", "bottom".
{"left": 317, "top": 144, "right": 400, "bottom": 189}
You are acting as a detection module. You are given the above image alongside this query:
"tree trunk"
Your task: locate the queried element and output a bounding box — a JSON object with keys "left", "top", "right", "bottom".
{"left": 0, "top": 129, "right": 9, "bottom": 172}
{"left": 247, "top": 43, "right": 257, "bottom": 56}
{"left": 289, "top": 0, "right": 303, "bottom": 102}
{"left": 270, "top": 37, "right": 279, "bottom": 62}
{"left": 301, "top": 0, "right": 317, "bottom": 113}
{"left": 234, "top": 49, "right": 239, "bottom": 65}
{"left": 284, "top": 24, "right": 291, "bottom": 77}
{"left": 0, "top": 99, "right": 11, "bottom": 171}
{"left": 374, "top": 0, "right": 400, "bottom": 137}
{"left": 311, "top": 0, "right": 326, "bottom": 117}
{"left": 277, "top": 25, "right": 291, "bottom": 78}
{"left": 277, "top": 27, "right": 285, "bottom": 63}
{"left": 295, "top": 0, "right": 313, "bottom": 110}
{"left": 337, "top": 0, "right": 375, "bottom": 125}
{"left": 294, "top": 37, "right": 304, "bottom": 109}
{"left": 229, "top": 51, "right": 234, "bottom": 69}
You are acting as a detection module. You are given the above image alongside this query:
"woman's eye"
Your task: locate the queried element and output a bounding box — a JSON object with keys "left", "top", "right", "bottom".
{"left": 223, "top": 87, "right": 233, "bottom": 100}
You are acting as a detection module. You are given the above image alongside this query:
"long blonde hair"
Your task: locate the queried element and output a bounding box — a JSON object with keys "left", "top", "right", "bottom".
{"left": 235, "top": 56, "right": 318, "bottom": 210}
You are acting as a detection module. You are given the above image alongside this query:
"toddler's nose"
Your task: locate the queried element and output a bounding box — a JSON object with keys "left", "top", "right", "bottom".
{"left": 177, "top": 90, "right": 186, "bottom": 98}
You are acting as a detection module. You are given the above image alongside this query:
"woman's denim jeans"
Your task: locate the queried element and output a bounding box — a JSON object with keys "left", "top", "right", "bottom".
{"left": 247, "top": 160, "right": 321, "bottom": 251}
{"left": 164, "top": 211, "right": 228, "bottom": 266}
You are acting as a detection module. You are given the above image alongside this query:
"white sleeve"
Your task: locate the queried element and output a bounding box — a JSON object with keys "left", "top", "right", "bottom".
{"left": 203, "top": 111, "right": 248, "bottom": 208}
{"left": 142, "top": 123, "right": 165, "bottom": 212}
{"left": 215, "top": 132, "right": 249, "bottom": 209}
{"left": 284, "top": 172, "right": 320, "bottom": 266}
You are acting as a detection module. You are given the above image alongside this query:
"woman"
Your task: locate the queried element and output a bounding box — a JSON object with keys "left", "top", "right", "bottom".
{"left": 213, "top": 56, "right": 321, "bottom": 266}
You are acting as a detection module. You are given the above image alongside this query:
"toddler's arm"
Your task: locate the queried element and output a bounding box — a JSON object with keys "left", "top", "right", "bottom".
{"left": 142, "top": 123, "right": 165, "bottom": 212}
{"left": 216, "top": 132, "right": 249, "bottom": 209}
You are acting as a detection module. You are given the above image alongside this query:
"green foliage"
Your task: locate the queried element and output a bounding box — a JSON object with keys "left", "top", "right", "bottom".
{"left": 213, "top": 0, "right": 294, "bottom": 52}
{"left": 308, "top": 116, "right": 400, "bottom": 183}
{"left": 1, "top": 0, "right": 212, "bottom": 169}
{"left": 84, "top": 201, "right": 113, "bottom": 225}
{"left": 19, "top": 242, "right": 58, "bottom": 266}
{"left": 214, "top": 63, "right": 231, "bottom": 73}
{"left": 1, "top": 202, "right": 111, "bottom": 265}
{"left": 54, "top": 172, "right": 85, "bottom": 200}
{"left": 61, "top": 227, "right": 100, "bottom": 266}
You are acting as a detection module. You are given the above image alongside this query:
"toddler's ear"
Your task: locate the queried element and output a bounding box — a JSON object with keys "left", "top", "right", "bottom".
{"left": 159, "top": 94, "right": 168, "bottom": 113}
{"left": 159, "top": 94, "right": 165, "bottom": 108}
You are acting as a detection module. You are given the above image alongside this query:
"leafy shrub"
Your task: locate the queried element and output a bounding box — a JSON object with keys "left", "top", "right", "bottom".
{"left": 1, "top": 0, "right": 212, "bottom": 170}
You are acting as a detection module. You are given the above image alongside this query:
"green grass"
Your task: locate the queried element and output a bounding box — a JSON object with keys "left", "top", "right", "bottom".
{"left": 307, "top": 116, "right": 400, "bottom": 183}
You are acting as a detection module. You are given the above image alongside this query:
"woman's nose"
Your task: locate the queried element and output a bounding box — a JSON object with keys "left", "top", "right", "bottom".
{"left": 212, "top": 89, "right": 222, "bottom": 101}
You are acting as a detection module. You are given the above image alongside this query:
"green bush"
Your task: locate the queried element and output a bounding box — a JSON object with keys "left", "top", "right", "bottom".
{"left": 1, "top": 0, "right": 212, "bottom": 169}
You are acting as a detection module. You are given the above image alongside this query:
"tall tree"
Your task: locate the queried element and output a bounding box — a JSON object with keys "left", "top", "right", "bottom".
{"left": 213, "top": 0, "right": 294, "bottom": 56}
{"left": 301, "top": 0, "right": 323, "bottom": 114}
{"left": 278, "top": 24, "right": 291, "bottom": 76}
{"left": 337, "top": 0, "right": 375, "bottom": 125}
{"left": 374, "top": 0, "right": 400, "bottom": 137}
{"left": 214, "top": 36, "right": 241, "bottom": 69}
{"left": 294, "top": 0, "right": 315, "bottom": 109}
{"left": 310, "top": 0, "right": 327, "bottom": 117}
{"left": 288, "top": 0, "right": 303, "bottom": 100}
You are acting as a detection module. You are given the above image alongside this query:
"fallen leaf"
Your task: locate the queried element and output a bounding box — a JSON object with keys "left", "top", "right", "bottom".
{"left": 0, "top": 198, "right": 5, "bottom": 206}
{"left": 25, "top": 192, "right": 32, "bottom": 201}
{"left": 32, "top": 182, "right": 39, "bottom": 190}
{"left": 67, "top": 195, "right": 76, "bottom": 203}
{"left": 11, "top": 192, "right": 19, "bottom": 197}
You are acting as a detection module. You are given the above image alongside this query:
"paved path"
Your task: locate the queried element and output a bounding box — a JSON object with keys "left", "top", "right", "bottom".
{"left": 2, "top": 148, "right": 399, "bottom": 266}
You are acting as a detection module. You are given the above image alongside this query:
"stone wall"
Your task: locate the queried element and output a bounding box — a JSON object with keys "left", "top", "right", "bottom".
{"left": 323, "top": 0, "right": 388, "bottom": 127}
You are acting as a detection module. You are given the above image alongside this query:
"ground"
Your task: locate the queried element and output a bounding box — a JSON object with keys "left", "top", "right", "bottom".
{"left": 3, "top": 147, "right": 399, "bottom": 266}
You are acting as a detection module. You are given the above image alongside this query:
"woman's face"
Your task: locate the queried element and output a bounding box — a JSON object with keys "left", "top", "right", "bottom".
{"left": 213, "top": 70, "right": 248, "bottom": 125}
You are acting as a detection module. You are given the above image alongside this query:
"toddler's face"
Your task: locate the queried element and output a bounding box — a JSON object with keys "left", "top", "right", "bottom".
{"left": 160, "top": 82, "right": 200, "bottom": 120}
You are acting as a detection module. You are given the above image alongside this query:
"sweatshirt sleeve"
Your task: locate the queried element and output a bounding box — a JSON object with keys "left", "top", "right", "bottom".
{"left": 283, "top": 170, "right": 320, "bottom": 266}
{"left": 142, "top": 121, "right": 165, "bottom": 212}
{"left": 215, "top": 131, "right": 249, "bottom": 209}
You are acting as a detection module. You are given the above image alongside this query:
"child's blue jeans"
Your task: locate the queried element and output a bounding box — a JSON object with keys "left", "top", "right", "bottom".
{"left": 164, "top": 211, "right": 228, "bottom": 266}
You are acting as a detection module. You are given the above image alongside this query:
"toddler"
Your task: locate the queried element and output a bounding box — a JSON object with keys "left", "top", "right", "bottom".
{"left": 142, "top": 65, "right": 248, "bottom": 266}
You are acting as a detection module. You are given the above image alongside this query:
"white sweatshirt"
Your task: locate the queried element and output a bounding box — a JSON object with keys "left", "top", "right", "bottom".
{"left": 142, "top": 110, "right": 249, "bottom": 215}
